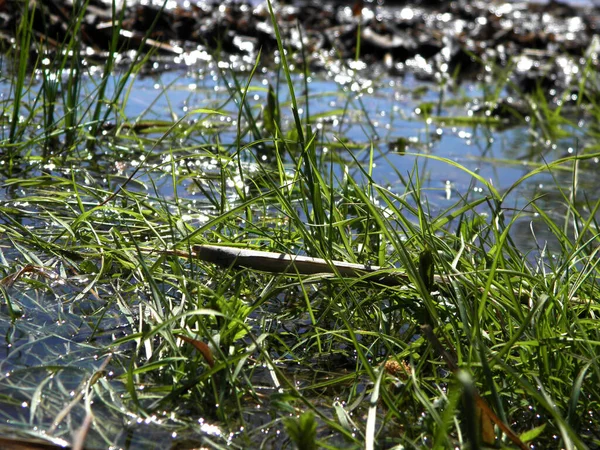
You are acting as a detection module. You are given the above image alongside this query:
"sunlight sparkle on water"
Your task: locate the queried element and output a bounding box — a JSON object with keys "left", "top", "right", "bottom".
{"left": 198, "top": 418, "right": 223, "bottom": 436}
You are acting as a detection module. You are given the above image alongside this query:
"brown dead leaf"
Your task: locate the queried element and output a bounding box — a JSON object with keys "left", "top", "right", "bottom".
{"left": 177, "top": 335, "right": 215, "bottom": 368}
{"left": 477, "top": 404, "right": 496, "bottom": 445}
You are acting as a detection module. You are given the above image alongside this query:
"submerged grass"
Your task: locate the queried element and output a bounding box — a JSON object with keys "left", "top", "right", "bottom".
{"left": 1, "top": 0, "right": 600, "bottom": 449}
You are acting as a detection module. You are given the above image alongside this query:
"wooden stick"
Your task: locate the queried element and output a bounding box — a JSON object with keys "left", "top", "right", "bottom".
{"left": 190, "top": 244, "right": 410, "bottom": 286}
{"left": 194, "top": 245, "right": 379, "bottom": 275}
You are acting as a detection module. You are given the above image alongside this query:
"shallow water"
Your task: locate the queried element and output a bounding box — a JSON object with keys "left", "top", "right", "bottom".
{"left": 5, "top": 60, "right": 595, "bottom": 245}
{"left": 52, "top": 61, "right": 600, "bottom": 250}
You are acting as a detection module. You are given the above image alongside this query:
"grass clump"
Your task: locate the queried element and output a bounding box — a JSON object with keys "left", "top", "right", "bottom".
{"left": 1, "top": 1, "right": 600, "bottom": 449}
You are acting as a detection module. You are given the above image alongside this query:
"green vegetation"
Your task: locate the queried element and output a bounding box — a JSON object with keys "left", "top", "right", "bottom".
{"left": 1, "top": 1, "right": 599, "bottom": 449}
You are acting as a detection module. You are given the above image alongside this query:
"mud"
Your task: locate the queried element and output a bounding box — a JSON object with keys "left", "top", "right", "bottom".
{"left": 1, "top": 0, "right": 600, "bottom": 93}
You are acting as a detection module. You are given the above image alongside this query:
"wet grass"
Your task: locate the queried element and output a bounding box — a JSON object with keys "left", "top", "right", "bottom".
{"left": 1, "top": 1, "right": 600, "bottom": 449}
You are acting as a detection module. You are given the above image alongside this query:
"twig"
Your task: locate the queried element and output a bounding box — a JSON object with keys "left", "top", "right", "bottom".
{"left": 188, "top": 244, "right": 414, "bottom": 286}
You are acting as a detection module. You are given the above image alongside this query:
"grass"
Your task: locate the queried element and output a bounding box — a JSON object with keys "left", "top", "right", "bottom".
{"left": 1, "top": 0, "right": 600, "bottom": 448}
